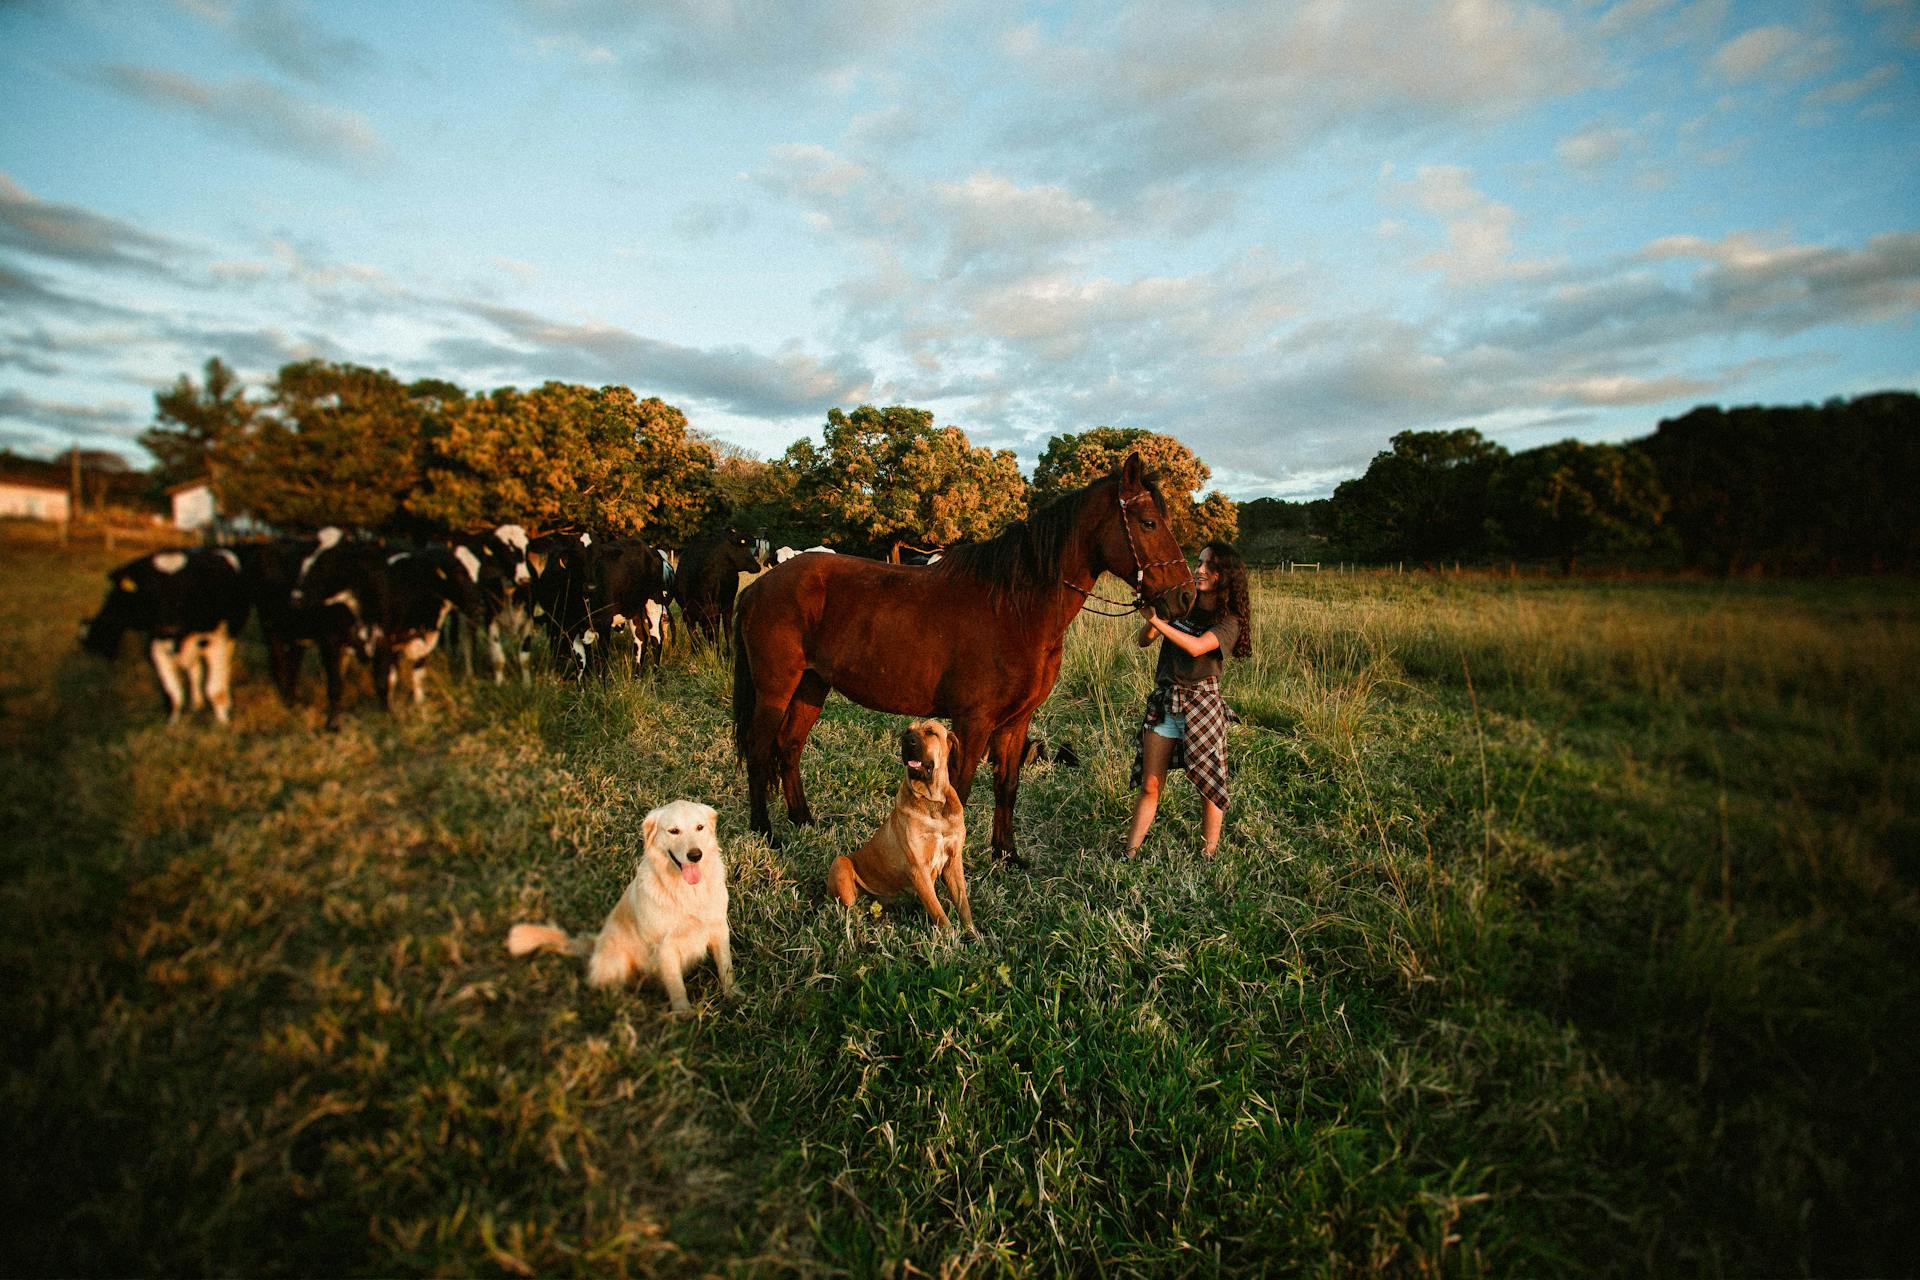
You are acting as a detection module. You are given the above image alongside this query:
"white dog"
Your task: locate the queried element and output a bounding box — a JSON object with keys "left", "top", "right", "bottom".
{"left": 507, "top": 800, "right": 733, "bottom": 1014}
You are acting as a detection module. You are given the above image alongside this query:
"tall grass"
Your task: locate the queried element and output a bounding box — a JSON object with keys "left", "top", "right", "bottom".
{"left": 3, "top": 542, "right": 1916, "bottom": 1275}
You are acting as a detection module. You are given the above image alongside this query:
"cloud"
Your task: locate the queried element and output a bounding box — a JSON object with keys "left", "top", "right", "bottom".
{"left": 1539, "top": 372, "right": 1719, "bottom": 405}
{"left": 932, "top": 173, "right": 1114, "bottom": 273}
{"left": 0, "top": 388, "right": 142, "bottom": 441}
{"left": 0, "top": 173, "right": 181, "bottom": 273}
{"left": 175, "top": 0, "right": 374, "bottom": 85}
{"left": 1802, "top": 63, "right": 1900, "bottom": 109}
{"left": 1382, "top": 164, "right": 1562, "bottom": 284}
{"left": 1556, "top": 121, "right": 1634, "bottom": 174}
{"left": 514, "top": 0, "right": 944, "bottom": 90}
{"left": 444, "top": 301, "right": 874, "bottom": 418}
{"left": 1710, "top": 25, "right": 1842, "bottom": 84}
{"left": 0, "top": 259, "right": 141, "bottom": 317}
{"left": 1004, "top": 0, "right": 1596, "bottom": 192}
{"left": 88, "top": 64, "right": 386, "bottom": 170}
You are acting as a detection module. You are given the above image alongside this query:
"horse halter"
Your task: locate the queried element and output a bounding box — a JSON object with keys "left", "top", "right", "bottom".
{"left": 1062, "top": 486, "right": 1198, "bottom": 616}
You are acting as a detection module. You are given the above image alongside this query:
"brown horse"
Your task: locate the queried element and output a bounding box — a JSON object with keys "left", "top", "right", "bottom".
{"left": 732, "top": 453, "right": 1196, "bottom": 864}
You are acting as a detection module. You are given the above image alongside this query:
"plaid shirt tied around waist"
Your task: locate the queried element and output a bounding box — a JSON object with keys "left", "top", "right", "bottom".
{"left": 1129, "top": 676, "right": 1232, "bottom": 811}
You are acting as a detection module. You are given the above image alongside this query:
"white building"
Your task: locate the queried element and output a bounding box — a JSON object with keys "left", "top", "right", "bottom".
{"left": 0, "top": 476, "right": 71, "bottom": 522}
{"left": 168, "top": 478, "right": 216, "bottom": 531}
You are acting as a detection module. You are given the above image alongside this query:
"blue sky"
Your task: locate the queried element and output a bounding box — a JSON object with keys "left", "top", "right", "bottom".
{"left": 3, "top": 0, "right": 1916, "bottom": 498}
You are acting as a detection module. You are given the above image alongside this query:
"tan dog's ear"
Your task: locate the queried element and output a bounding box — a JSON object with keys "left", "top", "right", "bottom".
{"left": 698, "top": 803, "right": 717, "bottom": 833}
{"left": 642, "top": 810, "right": 659, "bottom": 854}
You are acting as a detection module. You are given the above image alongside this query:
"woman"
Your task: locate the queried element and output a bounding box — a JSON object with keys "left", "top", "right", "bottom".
{"left": 1124, "top": 541, "right": 1253, "bottom": 858}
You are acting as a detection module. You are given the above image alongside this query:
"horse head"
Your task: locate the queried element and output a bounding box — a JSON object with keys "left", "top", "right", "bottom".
{"left": 1108, "top": 452, "right": 1196, "bottom": 619}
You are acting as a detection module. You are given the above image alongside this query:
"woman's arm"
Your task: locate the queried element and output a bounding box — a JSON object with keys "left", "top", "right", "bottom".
{"left": 1146, "top": 613, "right": 1221, "bottom": 658}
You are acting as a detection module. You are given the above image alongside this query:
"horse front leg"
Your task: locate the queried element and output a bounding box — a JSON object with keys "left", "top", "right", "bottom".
{"left": 946, "top": 721, "right": 992, "bottom": 805}
{"left": 987, "top": 717, "right": 1036, "bottom": 869}
{"left": 776, "top": 672, "right": 828, "bottom": 826}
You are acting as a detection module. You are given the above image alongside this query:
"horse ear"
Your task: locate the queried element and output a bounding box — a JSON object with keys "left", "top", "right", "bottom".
{"left": 1121, "top": 451, "right": 1145, "bottom": 487}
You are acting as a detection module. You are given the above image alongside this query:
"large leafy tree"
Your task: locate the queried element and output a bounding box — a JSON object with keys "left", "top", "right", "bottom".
{"left": 1329, "top": 428, "right": 1507, "bottom": 564}
{"left": 141, "top": 357, "right": 254, "bottom": 492}
{"left": 217, "top": 361, "right": 428, "bottom": 531}
{"left": 1485, "top": 440, "right": 1668, "bottom": 574}
{"left": 1030, "top": 427, "right": 1236, "bottom": 548}
{"left": 783, "top": 405, "right": 1027, "bottom": 549}
{"left": 411, "top": 384, "right": 719, "bottom": 541}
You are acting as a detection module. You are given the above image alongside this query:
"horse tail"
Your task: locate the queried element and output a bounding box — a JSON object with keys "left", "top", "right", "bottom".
{"left": 731, "top": 606, "right": 754, "bottom": 761}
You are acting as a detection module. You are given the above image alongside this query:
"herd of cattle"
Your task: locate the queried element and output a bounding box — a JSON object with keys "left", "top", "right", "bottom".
{"left": 80, "top": 523, "right": 799, "bottom": 729}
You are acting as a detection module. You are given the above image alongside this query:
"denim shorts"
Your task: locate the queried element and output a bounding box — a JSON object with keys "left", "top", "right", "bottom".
{"left": 1150, "top": 711, "right": 1188, "bottom": 741}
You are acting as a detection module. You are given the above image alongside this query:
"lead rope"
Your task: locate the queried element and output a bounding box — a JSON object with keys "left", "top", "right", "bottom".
{"left": 1060, "top": 488, "right": 1198, "bottom": 615}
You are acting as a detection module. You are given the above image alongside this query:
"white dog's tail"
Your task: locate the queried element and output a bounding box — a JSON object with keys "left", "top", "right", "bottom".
{"left": 506, "top": 923, "right": 593, "bottom": 958}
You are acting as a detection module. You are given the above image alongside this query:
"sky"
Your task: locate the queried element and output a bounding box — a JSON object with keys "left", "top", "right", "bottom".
{"left": 2, "top": 0, "right": 1916, "bottom": 499}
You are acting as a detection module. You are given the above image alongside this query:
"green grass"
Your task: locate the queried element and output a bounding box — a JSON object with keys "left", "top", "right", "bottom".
{"left": 3, "top": 543, "right": 1917, "bottom": 1276}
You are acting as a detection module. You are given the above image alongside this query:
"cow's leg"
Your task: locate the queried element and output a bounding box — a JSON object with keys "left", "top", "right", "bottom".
{"left": 206, "top": 625, "right": 235, "bottom": 726}
{"left": 267, "top": 634, "right": 300, "bottom": 704}
{"left": 320, "top": 640, "right": 348, "bottom": 730}
{"left": 775, "top": 671, "right": 828, "bottom": 826}
{"left": 185, "top": 637, "right": 208, "bottom": 712}
{"left": 372, "top": 638, "right": 394, "bottom": 714}
{"left": 149, "top": 638, "right": 187, "bottom": 722}
{"left": 486, "top": 618, "right": 507, "bottom": 684}
{"left": 986, "top": 714, "right": 1037, "bottom": 868}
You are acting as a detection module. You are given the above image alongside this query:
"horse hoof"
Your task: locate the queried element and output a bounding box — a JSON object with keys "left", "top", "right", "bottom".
{"left": 993, "top": 847, "right": 1032, "bottom": 871}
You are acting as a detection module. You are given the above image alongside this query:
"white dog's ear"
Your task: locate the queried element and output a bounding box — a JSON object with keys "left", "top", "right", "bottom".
{"left": 642, "top": 811, "right": 659, "bottom": 852}
{"left": 700, "top": 803, "right": 718, "bottom": 831}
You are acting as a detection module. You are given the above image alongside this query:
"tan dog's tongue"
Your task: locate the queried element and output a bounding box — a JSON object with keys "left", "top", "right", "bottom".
{"left": 682, "top": 862, "right": 702, "bottom": 886}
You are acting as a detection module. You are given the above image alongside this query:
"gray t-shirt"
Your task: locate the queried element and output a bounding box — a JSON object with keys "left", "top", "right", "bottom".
{"left": 1153, "top": 607, "right": 1240, "bottom": 685}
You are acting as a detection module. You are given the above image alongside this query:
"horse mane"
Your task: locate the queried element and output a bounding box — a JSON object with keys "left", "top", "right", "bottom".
{"left": 932, "top": 470, "right": 1165, "bottom": 611}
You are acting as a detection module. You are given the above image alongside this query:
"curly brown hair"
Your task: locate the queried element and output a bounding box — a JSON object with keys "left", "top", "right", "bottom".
{"left": 1200, "top": 541, "right": 1253, "bottom": 658}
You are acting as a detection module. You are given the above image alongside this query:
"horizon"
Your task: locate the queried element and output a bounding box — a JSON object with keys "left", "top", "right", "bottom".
{"left": 3, "top": 0, "right": 1917, "bottom": 502}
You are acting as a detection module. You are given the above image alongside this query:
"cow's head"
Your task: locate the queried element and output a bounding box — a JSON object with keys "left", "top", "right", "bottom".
{"left": 81, "top": 556, "right": 156, "bottom": 656}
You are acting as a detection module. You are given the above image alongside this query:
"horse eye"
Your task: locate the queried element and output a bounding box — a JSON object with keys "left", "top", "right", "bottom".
{"left": 1141, "top": 517, "right": 1157, "bottom": 529}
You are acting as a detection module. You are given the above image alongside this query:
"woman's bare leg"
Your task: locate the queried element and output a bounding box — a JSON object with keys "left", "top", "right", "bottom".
{"left": 1126, "top": 731, "right": 1175, "bottom": 854}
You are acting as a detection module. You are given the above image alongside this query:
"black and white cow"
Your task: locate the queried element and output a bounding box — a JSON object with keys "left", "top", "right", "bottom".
{"left": 82, "top": 547, "right": 251, "bottom": 725}
{"left": 674, "top": 527, "right": 764, "bottom": 642}
{"left": 446, "top": 523, "right": 534, "bottom": 682}
{"left": 237, "top": 532, "right": 332, "bottom": 708}
{"left": 532, "top": 535, "right": 672, "bottom": 675}
{"left": 288, "top": 530, "right": 485, "bottom": 727}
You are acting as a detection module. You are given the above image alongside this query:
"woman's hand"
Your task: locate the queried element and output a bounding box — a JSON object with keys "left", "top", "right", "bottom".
{"left": 1136, "top": 601, "right": 1159, "bottom": 646}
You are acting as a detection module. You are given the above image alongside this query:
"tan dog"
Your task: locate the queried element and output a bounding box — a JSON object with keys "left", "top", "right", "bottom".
{"left": 828, "top": 719, "right": 973, "bottom": 931}
{"left": 507, "top": 799, "right": 733, "bottom": 1014}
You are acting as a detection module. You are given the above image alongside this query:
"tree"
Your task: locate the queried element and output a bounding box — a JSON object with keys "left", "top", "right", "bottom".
{"left": 141, "top": 357, "right": 254, "bottom": 492}
{"left": 1485, "top": 440, "right": 1668, "bottom": 574}
{"left": 217, "top": 361, "right": 428, "bottom": 531}
{"left": 1328, "top": 428, "right": 1507, "bottom": 564}
{"left": 1634, "top": 393, "right": 1920, "bottom": 573}
{"left": 783, "top": 406, "right": 1028, "bottom": 549}
{"left": 411, "top": 383, "right": 719, "bottom": 541}
{"left": 1030, "top": 427, "right": 1236, "bottom": 548}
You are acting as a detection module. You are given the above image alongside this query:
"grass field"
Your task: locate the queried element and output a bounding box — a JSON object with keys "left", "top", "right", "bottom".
{"left": 3, "top": 539, "right": 1917, "bottom": 1277}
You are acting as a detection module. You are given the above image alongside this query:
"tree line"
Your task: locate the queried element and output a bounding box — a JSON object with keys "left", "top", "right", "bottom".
{"left": 141, "top": 358, "right": 1240, "bottom": 553}
{"left": 1241, "top": 392, "right": 1919, "bottom": 574}
{"left": 136, "top": 356, "right": 1914, "bottom": 572}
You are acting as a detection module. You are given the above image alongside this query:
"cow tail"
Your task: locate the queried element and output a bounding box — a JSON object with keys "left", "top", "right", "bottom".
{"left": 731, "top": 609, "right": 754, "bottom": 762}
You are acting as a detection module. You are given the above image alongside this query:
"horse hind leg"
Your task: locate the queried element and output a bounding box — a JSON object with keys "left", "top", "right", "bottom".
{"left": 776, "top": 671, "right": 828, "bottom": 826}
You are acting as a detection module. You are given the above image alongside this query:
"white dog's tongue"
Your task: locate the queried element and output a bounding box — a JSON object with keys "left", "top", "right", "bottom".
{"left": 682, "top": 861, "right": 702, "bottom": 886}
